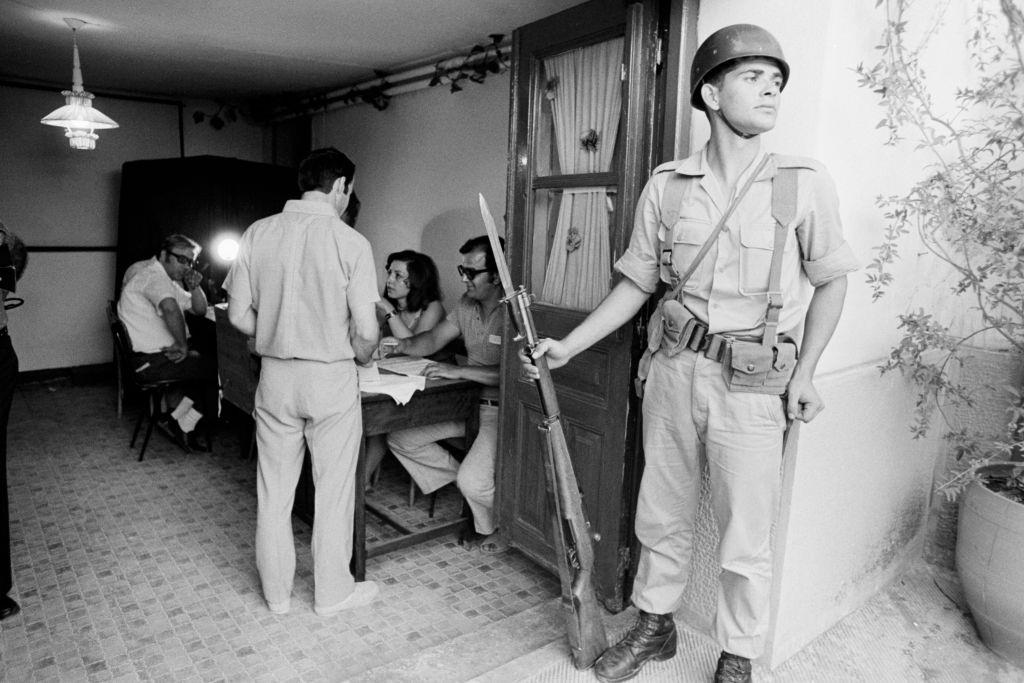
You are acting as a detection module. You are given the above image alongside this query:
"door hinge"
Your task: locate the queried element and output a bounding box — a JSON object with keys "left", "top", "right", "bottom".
{"left": 656, "top": 38, "right": 662, "bottom": 67}
{"left": 621, "top": 63, "right": 626, "bottom": 82}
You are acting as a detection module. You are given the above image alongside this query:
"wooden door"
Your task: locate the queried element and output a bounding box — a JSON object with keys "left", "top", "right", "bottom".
{"left": 498, "top": 0, "right": 663, "bottom": 611}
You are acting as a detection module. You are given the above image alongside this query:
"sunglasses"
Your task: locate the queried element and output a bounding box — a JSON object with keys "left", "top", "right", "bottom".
{"left": 168, "top": 252, "right": 195, "bottom": 268}
{"left": 457, "top": 265, "right": 490, "bottom": 280}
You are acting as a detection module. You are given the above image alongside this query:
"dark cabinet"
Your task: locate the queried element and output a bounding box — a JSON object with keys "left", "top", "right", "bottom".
{"left": 115, "top": 155, "right": 296, "bottom": 299}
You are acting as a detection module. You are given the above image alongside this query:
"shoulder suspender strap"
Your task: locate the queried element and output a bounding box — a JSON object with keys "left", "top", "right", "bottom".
{"left": 763, "top": 162, "right": 799, "bottom": 347}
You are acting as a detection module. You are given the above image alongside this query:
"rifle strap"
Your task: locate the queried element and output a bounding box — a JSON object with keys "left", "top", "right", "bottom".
{"left": 660, "top": 154, "right": 771, "bottom": 297}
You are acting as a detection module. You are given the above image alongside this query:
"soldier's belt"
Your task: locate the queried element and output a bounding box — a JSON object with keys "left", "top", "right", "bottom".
{"left": 665, "top": 317, "right": 732, "bottom": 363}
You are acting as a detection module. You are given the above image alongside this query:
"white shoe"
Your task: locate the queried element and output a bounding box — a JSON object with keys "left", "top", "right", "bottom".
{"left": 314, "top": 581, "right": 380, "bottom": 616}
{"left": 267, "top": 598, "right": 290, "bottom": 615}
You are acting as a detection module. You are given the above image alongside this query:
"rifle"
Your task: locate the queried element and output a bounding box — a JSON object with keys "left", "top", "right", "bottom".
{"left": 478, "top": 194, "right": 608, "bottom": 670}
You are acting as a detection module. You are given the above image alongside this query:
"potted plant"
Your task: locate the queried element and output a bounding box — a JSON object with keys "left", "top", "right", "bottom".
{"left": 856, "top": 0, "right": 1024, "bottom": 666}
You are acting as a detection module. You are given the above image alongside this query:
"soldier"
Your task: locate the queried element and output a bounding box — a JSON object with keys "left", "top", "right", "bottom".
{"left": 525, "top": 25, "right": 858, "bottom": 682}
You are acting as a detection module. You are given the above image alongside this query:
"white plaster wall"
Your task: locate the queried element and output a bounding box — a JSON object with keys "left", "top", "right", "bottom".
{"left": 769, "top": 364, "right": 940, "bottom": 664}
{"left": 311, "top": 74, "right": 510, "bottom": 306}
{"left": 677, "top": 0, "right": 976, "bottom": 666}
{"left": 0, "top": 84, "right": 268, "bottom": 372}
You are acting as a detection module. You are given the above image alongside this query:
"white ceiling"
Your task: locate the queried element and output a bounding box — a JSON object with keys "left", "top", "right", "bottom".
{"left": 0, "top": 0, "right": 581, "bottom": 102}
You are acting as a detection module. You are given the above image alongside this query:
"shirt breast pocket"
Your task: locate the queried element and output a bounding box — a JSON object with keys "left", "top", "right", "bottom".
{"left": 660, "top": 218, "right": 712, "bottom": 290}
{"left": 738, "top": 222, "right": 779, "bottom": 295}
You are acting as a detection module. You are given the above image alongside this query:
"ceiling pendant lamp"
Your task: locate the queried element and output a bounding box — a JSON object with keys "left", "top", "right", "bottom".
{"left": 40, "top": 18, "right": 118, "bottom": 150}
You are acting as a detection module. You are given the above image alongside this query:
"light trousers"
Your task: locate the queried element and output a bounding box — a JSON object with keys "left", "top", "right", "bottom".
{"left": 387, "top": 404, "right": 499, "bottom": 535}
{"left": 254, "top": 357, "right": 361, "bottom": 613}
{"left": 632, "top": 349, "right": 785, "bottom": 658}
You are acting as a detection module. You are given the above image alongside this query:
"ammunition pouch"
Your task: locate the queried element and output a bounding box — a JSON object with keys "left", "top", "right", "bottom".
{"left": 722, "top": 338, "right": 798, "bottom": 395}
{"left": 635, "top": 300, "right": 798, "bottom": 398}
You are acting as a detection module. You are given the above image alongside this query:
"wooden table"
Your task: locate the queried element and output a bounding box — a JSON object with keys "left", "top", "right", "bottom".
{"left": 350, "top": 379, "right": 479, "bottom": 579}
{"left": 214, "top": 305, "right": 480, "bottom": 580}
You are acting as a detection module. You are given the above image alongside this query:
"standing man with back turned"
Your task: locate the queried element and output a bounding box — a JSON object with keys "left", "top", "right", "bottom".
{"left": 525, "top": 25, "right": 858, "bottom": 682}
{"left": 225, "top": 147, "right": 380, "bottom": 616}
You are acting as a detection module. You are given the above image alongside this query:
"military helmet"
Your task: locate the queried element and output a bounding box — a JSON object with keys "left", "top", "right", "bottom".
{"left": 689, "top": 24, "right": 789, "bottom": 110}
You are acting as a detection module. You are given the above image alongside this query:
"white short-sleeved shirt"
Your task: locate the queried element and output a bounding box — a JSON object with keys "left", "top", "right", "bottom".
{"left": 223, "top": 199, "right": 379, "bottom": 362}
{"left": 615, "top": 144, "right": 860, "bottom": 337}
{"left": 117, "top": 257, "right": 192, "bottom": 353}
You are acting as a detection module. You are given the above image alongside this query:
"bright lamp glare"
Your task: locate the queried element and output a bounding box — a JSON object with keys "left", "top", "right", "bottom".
{"left": 216, "top": 237, "right": 240, "bottom": 261}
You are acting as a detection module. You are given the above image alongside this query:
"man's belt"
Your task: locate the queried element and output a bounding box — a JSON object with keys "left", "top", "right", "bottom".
{"left": 672, "top": 317, "right": 734, "bottom": 363}
{"left": 479, "top": 398, "right": 500, "bottom": 407}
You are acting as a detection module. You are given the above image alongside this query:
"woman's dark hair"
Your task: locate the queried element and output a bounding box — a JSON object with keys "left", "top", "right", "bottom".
{"left": 384, "top": 250, "right": 442, "bottom": 313}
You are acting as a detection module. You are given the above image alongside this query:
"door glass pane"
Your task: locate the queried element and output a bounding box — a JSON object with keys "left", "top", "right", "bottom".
{"left": 530, "top": 186, "right": 617, "bottom": 311}
{"left": 534, "top": 37, "right": 625, "bottom": 177}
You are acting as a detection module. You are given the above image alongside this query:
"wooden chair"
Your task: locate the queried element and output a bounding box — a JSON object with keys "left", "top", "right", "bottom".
{"left": 106, "top": 302, "right": 192, "bottom": 461}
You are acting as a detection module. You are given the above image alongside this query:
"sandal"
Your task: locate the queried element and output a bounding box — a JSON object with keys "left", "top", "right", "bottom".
{"left": 479, "top": 534, "right": 509, "bottom": 555}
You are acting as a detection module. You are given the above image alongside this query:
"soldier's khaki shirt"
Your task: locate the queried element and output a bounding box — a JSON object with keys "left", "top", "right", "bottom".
{"left": 615, "top": 144, "right": 859, "bottom": 337}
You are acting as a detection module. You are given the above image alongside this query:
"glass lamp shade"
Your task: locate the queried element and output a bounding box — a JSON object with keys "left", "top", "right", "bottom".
{"left": 41, "top": 90, "right": 118, "bottom": 150}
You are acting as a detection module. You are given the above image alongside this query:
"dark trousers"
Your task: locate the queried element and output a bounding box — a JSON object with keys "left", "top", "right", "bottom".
{"left": 132, "top": 351, "right": 218, "bottom": 427}
{"left": 0, "top": 334, "right": 17, "bottom": 596}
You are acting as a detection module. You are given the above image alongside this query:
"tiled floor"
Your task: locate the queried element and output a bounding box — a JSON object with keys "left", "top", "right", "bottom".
{"left": 1, "top": 380, "right": 558, "bottom": 682}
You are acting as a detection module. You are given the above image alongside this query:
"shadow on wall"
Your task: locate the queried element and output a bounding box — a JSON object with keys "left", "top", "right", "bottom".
{"left": 421, "top": 206, "right": 505, "bottom": 306}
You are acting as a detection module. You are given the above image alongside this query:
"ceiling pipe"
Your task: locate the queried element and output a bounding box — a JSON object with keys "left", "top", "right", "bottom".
{"left": 268, "top": 42, "right": 511, "bottom": 122}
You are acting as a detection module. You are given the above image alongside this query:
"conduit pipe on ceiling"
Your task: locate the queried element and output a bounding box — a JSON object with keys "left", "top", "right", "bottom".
{"left": 271, "top": 42, "right": 512, "bottom": 122}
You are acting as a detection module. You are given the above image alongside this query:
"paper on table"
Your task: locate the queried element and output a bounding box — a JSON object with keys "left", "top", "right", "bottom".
{"left": 357, "top": 362, "right": 380, "bottom": 384}
{"left": 376, "top": 356, "right": 432, "bottom": 377}
{"left": 360, "top": 373, "right": 427, "bottom": 405}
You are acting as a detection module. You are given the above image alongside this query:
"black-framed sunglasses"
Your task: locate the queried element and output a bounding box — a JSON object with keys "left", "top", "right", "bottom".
{"left": 457, "top": 265, "right": 490, "bottom": 280}
{"left": 169, "top": 252, "right": 195, "bottom": 268}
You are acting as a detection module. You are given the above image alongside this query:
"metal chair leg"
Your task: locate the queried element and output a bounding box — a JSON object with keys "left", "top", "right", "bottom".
{"left": 130, "top": 404, "right": 145, "bottom": 447}
{"left": 138, "top": 414, "right": 156, "bottom": 462}
{"left": 137, "top": 393, "right": 158, "bottom": 461}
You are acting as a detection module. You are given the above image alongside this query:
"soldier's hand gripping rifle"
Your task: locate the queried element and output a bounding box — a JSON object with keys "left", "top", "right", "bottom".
{"left": 478, "top": 194, "right": 608, "bottom": 670}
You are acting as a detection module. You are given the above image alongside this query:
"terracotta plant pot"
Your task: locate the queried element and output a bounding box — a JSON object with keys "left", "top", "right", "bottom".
{"left": 955, "top": 466, "right": 1024, "bottom": 667}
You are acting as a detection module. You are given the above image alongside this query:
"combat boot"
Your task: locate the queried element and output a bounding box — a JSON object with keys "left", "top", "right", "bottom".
{"left": 714, "top": 651, "right": 752, "bottom": 683}
{"left": 593, "top": 610, "right": 677, "bottom": 682}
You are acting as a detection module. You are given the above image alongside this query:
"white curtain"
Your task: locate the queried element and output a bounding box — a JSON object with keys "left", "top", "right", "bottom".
{"left": 540, "top": 38, "right": 623, "bottom": 310}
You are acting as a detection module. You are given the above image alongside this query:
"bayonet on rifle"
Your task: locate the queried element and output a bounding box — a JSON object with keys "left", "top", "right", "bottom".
{"left": 478, "top": 194, "right": 608, "bottom": 670}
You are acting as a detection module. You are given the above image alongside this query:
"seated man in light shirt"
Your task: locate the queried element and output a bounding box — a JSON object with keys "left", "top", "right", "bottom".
{"left": 386, "top": 235, "right": 506, "bottom": 554}
{"left": 117, "top": 233, "right": 214, "bottom": 442}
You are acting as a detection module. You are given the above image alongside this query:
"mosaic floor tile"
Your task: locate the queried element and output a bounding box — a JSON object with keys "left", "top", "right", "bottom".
{"left": 0, "top": 380, "right": 558, "bottom": 681}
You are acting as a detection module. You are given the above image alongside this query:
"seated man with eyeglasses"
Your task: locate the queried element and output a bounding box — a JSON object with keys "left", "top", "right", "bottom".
{"left": 117, "top": 234, "right": 215, "bottom": 446}
{"left": 386, "top": 235, "right": 507, "bottom": 554}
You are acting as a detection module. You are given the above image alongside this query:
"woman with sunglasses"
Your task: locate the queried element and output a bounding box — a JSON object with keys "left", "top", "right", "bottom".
{"left": 366, "top": 250, "right": 445, "bottom": 486}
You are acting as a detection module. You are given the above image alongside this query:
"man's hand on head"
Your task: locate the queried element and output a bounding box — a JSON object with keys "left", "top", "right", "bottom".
{"left": 182, "top": 269, "right": 203, "bottom": 292}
